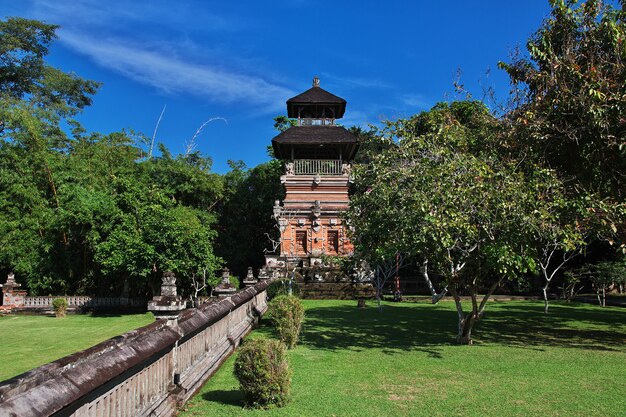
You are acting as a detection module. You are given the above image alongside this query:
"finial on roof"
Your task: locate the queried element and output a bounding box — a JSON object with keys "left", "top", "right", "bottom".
{"left": 313, "top": 76, "right": 320, "bottom": 87}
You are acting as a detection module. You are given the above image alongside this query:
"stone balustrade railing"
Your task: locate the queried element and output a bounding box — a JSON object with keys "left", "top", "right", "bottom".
{"left": 0, "top": 280, "right": 270, "bottom": 417}
{"left": 18, "top": 295, "right": 147, "bottom": 310}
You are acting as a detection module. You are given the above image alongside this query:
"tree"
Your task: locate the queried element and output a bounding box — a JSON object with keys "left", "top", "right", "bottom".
{"left": 0, "top": 18, "right": 224, "bottom": 296}
{"left": 499, "top": 0, "right": 625, "bottom": 225}
{"left": 525, "top": 170, "right": 592, "bottom": 313}
{"left": 273, "top": 115, "right": 297, "bottom": 132}
{"left": 582, "top": 257, "right": 626, "bottom": 306}
{"left": 215, "top": 159, "right": 284, "bottom": 278}
{"left": 347, "top": 102, "right": 539, "bottom": 344}
{"left": 0, "top": 17, "right": 100, "bottom": 293}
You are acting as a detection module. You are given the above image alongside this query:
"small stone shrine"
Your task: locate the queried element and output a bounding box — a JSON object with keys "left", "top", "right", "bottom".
{"left": 242, "top": 267, "right": 257, "bottom": 287}
{"left": 147, "top": 271, "right": 186, "bottom": 322}
{"left": 213, "top": 267, "right": 237, "bottom": 297}
{"left": 1, "top": 272, "right": 27, "bottom": 309}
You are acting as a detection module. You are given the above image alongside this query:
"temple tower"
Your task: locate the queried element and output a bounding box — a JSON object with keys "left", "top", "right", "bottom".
{"left": 270, "top": 77, "right": 358, "bottom": 268}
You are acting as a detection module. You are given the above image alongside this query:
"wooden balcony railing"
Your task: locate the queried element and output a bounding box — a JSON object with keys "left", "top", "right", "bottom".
{"left": 294, "top": 159, "right": 342, "bottom": 175}
{"left": 298, "top": 118, "right": 335, "bottom": 126}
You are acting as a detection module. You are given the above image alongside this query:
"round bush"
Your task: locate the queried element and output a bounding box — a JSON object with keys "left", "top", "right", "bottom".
{"left": 267, "top": 278, "right": 300, "bottom": 300}
{"left": 52, "top": 298, "right": 68, "bottom": 317}
{"left": 267, "top": 295, "right": 305, "bottom": 349}
{"left": 233, "top": 338, "right": 291, "bottom": 408}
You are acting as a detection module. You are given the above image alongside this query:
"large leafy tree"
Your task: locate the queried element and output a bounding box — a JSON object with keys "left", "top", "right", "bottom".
{"left": 0, "top": 17, "right": 100, "bottom": 292}
{"left": 499, "top": 0, "right": 625, "bottom": 219}
{"left": 347, "top": 102, "right": 544, "bottom": 344}
{"left": 0, "top": 18, "right": 223, "bottom": 296}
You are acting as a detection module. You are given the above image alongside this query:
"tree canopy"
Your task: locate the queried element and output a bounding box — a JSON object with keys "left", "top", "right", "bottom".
{"left": 0, "top": 18, "right": 222, "bottom": 296}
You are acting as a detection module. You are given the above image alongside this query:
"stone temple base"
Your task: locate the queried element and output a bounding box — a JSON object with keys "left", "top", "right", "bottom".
{"left": 299, "top": 282, "right": 375, "bottom": 300}
{"left": 263, "top": 255, "right": 375, "bottom": 300}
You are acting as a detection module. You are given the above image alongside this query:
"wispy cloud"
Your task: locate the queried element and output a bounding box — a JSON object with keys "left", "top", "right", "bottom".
{"left": 400, "top": 93, "right": 431, "bottom": 110}
{"left": 321, "top": 72, "right": 394, "bottom": 90}
{"left": 32, "top": 0, "right": 239, "bottom": 33}
{"left": 61, "top": 31, "right": 294, "bottom": 111}
{"left": 21, "top": 0, "right": 294, "bottom": 112}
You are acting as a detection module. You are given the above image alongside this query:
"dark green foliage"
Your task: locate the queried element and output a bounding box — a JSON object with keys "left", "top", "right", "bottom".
{"left": 581, "top": 257, "right": 626, "bottom": 306}
{"left": 233, "top": 338, "right": 291, "bottom": 408}
{"left": 272, "top": 115, "right": 297, "bottom": 133}
{"left": 500, "top": 0, "right": 626, "bottom": 201}
{"left": 0, "top": 17, "right": 99, "bottom": 110}
{"left": 0, "top": 18, "right": 223, "bottom": 296}
{"left": 266, "top": 278, "right": 301, "bottom": 300}
{"left": 52, "top": 297, "right": 67, "bottom": 317}
{"left": 215, "top": 160, "right": 284, "bottom": 278}
{"left": 267, "top": 295, "right": 305, "bottom": 348}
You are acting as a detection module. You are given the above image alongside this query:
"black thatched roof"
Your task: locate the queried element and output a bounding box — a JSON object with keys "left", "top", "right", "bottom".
{"left": 286, "top": 83, "right": 347, "bottom": 118}
{"left": 287, "top": 86, "right": 346, "bottom": 105}
{"left": 272, "top": 126, "right": 359, "bottom": 160}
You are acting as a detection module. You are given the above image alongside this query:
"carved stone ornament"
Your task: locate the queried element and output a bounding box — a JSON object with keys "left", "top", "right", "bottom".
{"left": 273, "top": 200, "right": 282, "bottom": 219}
{"left": 285, "top": 162, "right": 295, "bottom": 175}
{"left": 1, "top": 272, "right": 20, "bottom": 290}
{"left": 342, "top": 163, "right": 352, "bottom": 176}
{"left": 312, "top": 219, "right": 321, "bottom": 232}
{"left": 160, "top": 271, "right": 177, "bottom": 297}
{"left": 313, "top": 173, "right": 321, "bottom": 185}
{"left": 220, "top": 267, "right": 231, "bottom": 285}
{"left": 313, "top": 200, "right": 321, "bottom": 218}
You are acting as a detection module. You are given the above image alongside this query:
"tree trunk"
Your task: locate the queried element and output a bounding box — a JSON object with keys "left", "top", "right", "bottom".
{"left": 456, "top": 314, "right": 476, "bottom": 345}
{"left": 450, "top": 279, "right": 501, "bottom": 345}
{"left": 542, "top": 284, "right": 550, "bottom": 314}
{"left": 420, "top": 260, "right": 447, "bottom": 304}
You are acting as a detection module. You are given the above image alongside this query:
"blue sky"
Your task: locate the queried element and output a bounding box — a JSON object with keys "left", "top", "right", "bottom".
{"left": 2, "top": 0, "right": 551, "bottom": 173}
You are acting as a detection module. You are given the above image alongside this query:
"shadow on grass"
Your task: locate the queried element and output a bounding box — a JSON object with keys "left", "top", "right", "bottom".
{"left": 201, "top": 389, "right": 244, "bottom": 407}
{"left": 478, "top": 302, "right": 626, "bottom": 351}
{"left": 88, "top": 310, "right": 150, "bottom": 318}
{"left": 297, "top": 302, "right": 626, "bottom": 353}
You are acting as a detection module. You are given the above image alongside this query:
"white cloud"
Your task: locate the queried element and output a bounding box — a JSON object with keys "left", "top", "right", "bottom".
{"left": 401, "top": 94, "right": 430, "bottom": 109}
{"left": 320, "top": 72, "right": 394, "bottom": 90}
{"left": 31, "top": 0, "right": 238, "bottom": 33}
{"left": 61, "top": 31, "right": 294, "bottom": 111}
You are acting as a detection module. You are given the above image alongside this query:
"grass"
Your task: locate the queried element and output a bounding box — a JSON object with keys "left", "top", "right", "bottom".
{"left": 180, "top": 300, "right": 626, "bottom": 417}
{"left": 0, "top": 312, "right": 154, "bottom": 382}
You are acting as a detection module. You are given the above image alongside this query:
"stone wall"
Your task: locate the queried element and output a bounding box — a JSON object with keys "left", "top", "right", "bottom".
{"left": 0, "top": 280, "right": 270, "bottom": 417}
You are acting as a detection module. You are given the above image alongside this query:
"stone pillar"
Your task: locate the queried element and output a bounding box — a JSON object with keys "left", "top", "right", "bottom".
{"left": 1, "top": 273, "right": 26, "bottom": 309}
{"left": 214, "top": 267, "right": 237, "bottom": 297}
{"left": 243, "top": 267, "right": 257, "bottom": 287}
{"left": 147, "top": 272, "right": 186, "bottom": 324}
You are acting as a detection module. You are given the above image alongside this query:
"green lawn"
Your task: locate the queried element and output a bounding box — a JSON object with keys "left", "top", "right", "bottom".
{"left": 180, "top": 300, "right": 626, "bottom": 417}
{"left": 0, "top": 312, "right": 154, "bottom": 381}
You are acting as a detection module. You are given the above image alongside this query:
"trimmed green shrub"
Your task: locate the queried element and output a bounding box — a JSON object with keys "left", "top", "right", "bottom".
{"left": 229, "top": 275, "right": 240, "bottom": 289}
{"left": 233, "top": 338, "right": 291, "bottom": 408}
{"left": 52, "top": 298, "right": 68, "bottom": 317}
{"left": 267, "top": 295, "right": 305, "bottom": 349}
{"left": 267, "top": 278, "right": 300, "bottom": 300}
